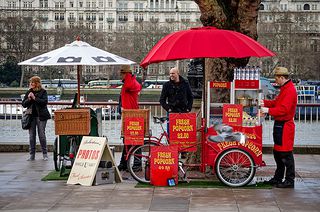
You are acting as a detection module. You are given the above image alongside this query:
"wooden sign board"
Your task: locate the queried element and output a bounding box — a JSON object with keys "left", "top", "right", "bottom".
{"left": 67, "top": 136, "right": 122, "bottom": 186}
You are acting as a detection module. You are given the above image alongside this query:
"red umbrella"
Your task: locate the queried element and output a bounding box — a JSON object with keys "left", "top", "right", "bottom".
{"left": 140, "top": 26, "right": 275, "bottom": 68}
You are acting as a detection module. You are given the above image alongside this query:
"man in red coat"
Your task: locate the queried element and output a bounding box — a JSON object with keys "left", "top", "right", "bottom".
{"left": 118, "top": 65, "right": 142, "bottom": 171}
{"left": 261, "top": 67, "right": 297, "bottom": 188}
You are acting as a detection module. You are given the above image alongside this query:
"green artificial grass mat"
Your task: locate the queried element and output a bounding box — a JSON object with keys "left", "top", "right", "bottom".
{"left": 41, "top": 170, "right": 70, "bottom": 181}
{"left": 135, "top": 180, "right": 272, "bottom": 189}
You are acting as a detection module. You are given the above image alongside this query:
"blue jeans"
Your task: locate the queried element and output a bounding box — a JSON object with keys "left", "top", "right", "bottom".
{"left": 28, "top": 117, "right": 47, "bottom": 156}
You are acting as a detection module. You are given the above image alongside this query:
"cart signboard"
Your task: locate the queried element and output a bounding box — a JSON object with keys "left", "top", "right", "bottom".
{"left": 124, "top": 117, "right": 144, "bottom": 145}
{"left": 150, "top": 145, "right": 178, "bottom": 186}
{"left": 169, "top": 113, "right": 197, "bottom": 152}
{"left": 67, "top": 136, "right": 106, "bottom": 186}
{"left": 223, "top": 104, "right": 243, "bottom": 126}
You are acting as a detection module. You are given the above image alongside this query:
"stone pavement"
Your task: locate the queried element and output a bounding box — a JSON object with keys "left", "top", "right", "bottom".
{"left": 0, "top": 152, "right": 320, "bottom": 212}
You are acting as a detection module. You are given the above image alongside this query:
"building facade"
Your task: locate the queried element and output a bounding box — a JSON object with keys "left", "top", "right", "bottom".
{"left": 257, "top": 0, "right": 320, "bottom": 79}
{"left": 1, "top": 0, "right": 320, "bottom": 82}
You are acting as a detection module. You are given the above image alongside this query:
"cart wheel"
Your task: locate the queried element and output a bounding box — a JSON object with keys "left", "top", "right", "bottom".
{"left": 53, "top": 137, "right": 62, "bottom": 171}
{"left": 215, "top": 148, "right": 256, "bottom": 187}
{"left": 127, "top": 142, "right": 158, "bottom": 184}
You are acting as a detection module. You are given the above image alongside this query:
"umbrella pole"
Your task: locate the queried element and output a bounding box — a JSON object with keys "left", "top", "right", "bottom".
{"left": 77, "top": 65, "right": 81, "bottom": 107}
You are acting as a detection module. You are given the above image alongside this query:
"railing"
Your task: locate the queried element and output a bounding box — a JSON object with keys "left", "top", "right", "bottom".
{"left": 0, "top": 101, "right": 320, "bottom": 146}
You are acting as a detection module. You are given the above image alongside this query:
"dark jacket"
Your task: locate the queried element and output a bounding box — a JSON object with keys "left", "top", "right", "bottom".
{"left": 159, "top": 76, "right": 193, "bottom": 113}
{"left": 22, "top": 88, "right": 51, "bottom": 121}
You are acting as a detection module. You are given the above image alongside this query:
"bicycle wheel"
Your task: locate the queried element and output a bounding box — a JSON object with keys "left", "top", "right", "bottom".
{"left": 127, "top": 142, "right": 158, "bottom": 183}
{"left": 53, "top": 137, "right": 62, "bottom": 171}
{"left": 215, "top": 148, "right": 256, "bottom": 187}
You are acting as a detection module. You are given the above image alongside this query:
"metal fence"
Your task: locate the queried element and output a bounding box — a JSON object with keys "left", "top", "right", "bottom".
{"left": 0, "top": 101, "right": 320, "bottom": 146}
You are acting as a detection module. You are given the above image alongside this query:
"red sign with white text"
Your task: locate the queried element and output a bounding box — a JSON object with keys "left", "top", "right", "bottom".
{"left": 234, "top": 80, "right": 259, "bottom": 89}
{"left": 150, "top": 145, "right": 178, "bottom": 186}
{"left": 124, "top": 117, "right": 144, "bottom": 145}
{"left": 223, "top": 104, "right": 243, "bottom": 126}
{"left": 210, "top": 81, "right": 231, "bottom": 89}
{"left": 169, "top": 113, "right": 197, "bottom": 152}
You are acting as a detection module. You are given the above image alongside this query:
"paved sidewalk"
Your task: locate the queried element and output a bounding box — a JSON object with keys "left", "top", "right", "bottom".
{"left": 0, "top": 153, "right": 320, "bottom": 211}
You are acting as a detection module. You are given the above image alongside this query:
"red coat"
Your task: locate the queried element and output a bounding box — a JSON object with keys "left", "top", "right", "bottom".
{"left": 264, "top": 80, "right": 297, "bottom": 151}
{"left": 121, "top": 73, "right": 142, "bottom": 109}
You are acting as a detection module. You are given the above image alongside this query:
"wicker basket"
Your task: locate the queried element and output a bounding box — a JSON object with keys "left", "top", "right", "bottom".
{"left": 54, "top": 108, "right": 91, "bottom": 135}
{"left": 121, "top": 109, "right": 150, "bottom": 136}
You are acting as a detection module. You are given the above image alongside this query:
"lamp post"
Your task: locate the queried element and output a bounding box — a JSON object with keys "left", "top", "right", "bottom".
{"left": 58, "top": 70, "right": 62, "bottom": 87}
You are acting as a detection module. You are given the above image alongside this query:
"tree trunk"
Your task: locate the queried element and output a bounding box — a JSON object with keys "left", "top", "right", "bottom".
{"left": 185, "top": 0, "right": 261, "bottom": 168}
{"left": 195, "top": 0, "right": 261, "bottom": 83}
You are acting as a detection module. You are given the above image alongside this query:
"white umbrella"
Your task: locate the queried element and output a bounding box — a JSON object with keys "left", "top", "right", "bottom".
{"left": 19, "top": 38, "right": 135, "bottom": 105}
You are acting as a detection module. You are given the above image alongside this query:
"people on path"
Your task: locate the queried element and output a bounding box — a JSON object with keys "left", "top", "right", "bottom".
{"left": 22, "top": 76, "right": 51, "bottom": 161}
{"left": 118, "top": 65, "right": 142, "bottom": 171}
{"left": 159, "top": 67, "right": 193, "bottom": 158}
{"left": 261, "top": 67, "right": 297, "bottom": 188}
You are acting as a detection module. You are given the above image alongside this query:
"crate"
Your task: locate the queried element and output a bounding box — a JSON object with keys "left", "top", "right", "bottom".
{"left": 121, "top": 109, "right": 150, "bottom": 137}
{"left": 54, "top": 108, "right": 91, "bottom": 135}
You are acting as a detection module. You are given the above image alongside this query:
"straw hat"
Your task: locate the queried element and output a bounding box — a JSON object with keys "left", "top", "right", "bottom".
{"left": 120, "top": 65, "right": 132, "bottom": 73}
{"left": 274, "top": 67, "right": 289, "bottom": 76}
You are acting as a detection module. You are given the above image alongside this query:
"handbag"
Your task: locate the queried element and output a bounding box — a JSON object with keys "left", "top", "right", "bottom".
{"left": 21, "top": 108, "right": 32, "bottom": 130}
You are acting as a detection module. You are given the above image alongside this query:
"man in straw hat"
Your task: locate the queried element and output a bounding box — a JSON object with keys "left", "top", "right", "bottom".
{"left": 118, "top": 65, "right": 142, "bottom": 171}
{"left": 261, "top": 67, "right": 297, "bottom": 188}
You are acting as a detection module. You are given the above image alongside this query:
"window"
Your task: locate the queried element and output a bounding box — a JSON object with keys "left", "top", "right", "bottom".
{"left": 70, "top": 1, "right": 74, "bottom": 7}
{"left": 280, "top": 4, "right": 287, "bottom": 11}
{"left": 297, "top": 4, "right": 302, "bottom": 11}
{"left": 304, "top": 4, "right": 310, "bottom": 10}
{"left": 108, "top": 23, "right": 113, "bottom": 31}
{"left": 260, "top": 4, "right": 264, "bottom": 10}
{"left": 40, "top": 0, "right": 48, "bottom": 8}
{"left": 79, "top": 13, "right": 83, "bottom": 20}
{"left": 99, "top": 13, "right": 103, "bottom": 21}
{"left": 312, "top": 4, "right": 317, "bottom": 10}
{"left": 108, "top": 0, "right": 113, "bottom": 8}
{"left": 79, "top": 2, "right": 83, "bottom": 7}
{"left": 99, "top": 0, "right": 104, "bottom": 7}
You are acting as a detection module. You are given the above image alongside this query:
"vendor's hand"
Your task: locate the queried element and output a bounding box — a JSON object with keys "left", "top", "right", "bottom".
{"left": 261, "top": 107, "right": 269, "bottom": 114}
{"left": 260, "top": 99, "right": 264, "bottom": 106}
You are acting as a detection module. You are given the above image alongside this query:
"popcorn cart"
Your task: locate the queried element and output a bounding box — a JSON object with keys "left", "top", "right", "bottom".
{"left": 203, "top": 66, "right": 266, "bottom": 186}
{"left": 124, "top": 67, "right": 266, "bottom": 187}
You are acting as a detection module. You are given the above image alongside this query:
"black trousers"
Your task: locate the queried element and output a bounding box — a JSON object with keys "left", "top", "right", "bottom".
{"left": 273, "top": 149, "right": 295, "bottom": 183}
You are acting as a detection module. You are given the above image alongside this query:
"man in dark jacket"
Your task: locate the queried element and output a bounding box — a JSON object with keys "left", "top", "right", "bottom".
{"left": 160, "top": 67, "right": 193, "bottom": 113}
{"left": 160, "top": 67, "right": 193, "bottom": 159}
{"left": 261, "top": 67, "right": 297, "bottom": 188}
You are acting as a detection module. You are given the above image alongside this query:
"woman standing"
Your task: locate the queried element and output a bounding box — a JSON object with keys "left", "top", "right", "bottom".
{"left": 22, "top": 76, "right": 51, "bottom": 161}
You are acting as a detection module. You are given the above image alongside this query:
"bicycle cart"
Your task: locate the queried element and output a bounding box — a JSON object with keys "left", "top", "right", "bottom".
{"left": 125, "top": 71, "right": 266, "bottom": 187}
{"left": 53, "top": 96, "right": 99, "bottom": 176}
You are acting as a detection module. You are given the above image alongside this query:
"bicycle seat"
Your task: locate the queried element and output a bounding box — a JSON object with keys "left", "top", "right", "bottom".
{"left": 153, "top": 116, "right": 168, "bottom": 123}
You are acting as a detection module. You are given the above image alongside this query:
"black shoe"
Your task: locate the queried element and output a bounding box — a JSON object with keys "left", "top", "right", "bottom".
{"left": 276, "top": 180, "right": 294, "bottom": 188}
{"left": 263, "top": 178, "right": 282, "bottom": 186}
{"left": 117, "top": 164, "right": 128, "bottom": 171}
